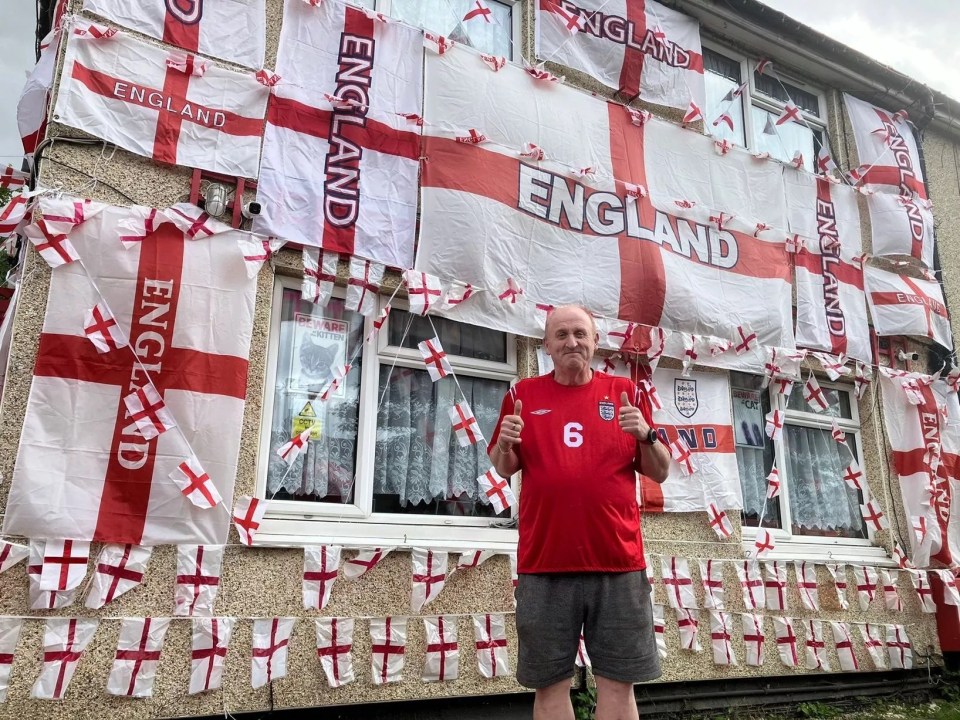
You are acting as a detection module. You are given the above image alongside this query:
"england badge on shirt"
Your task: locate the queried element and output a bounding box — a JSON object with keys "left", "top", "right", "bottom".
{"left": 599, "top": 398, "right": 615, "bottom": 421}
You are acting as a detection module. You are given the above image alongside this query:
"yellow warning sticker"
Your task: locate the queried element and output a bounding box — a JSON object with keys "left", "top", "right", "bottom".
{"left": 292, "top": 401, "right": 322, "bottom": 440}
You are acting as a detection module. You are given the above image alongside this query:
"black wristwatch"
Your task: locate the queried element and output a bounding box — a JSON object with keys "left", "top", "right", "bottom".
{"left": 645, "top": 429, "right": 659, "bottom": 445}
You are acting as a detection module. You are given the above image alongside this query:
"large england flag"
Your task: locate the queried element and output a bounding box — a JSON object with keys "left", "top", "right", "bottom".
{"left": 53, "top": 25, "right": 268, "bottom": 178}
{"left": 536, "top": 0, "right": 705, "bottom": 110}
{"left": 417, "top": 46, "right": 793, "bottom": 350}
{"left": 2, "top": 198, "right": 259, "bottom": 545}
{"left": 844, "top": 94, "right": 926, "bottom": 199}
{"left": 879, "top": 372, "right": 960, "bottom": 568}
{"left": 866, "top": 192, "right": 935, "bottom": 268}
{"left": 865, "top": 266, "right": 952, "bottom": 349}
{"left": 254, "top": 0, "right": 423, "bottom": 268}
{"left": 83, "top": 0, "right": 266, "bottom": 69}
{"left": 639, "top": 369, "right": 742, "bottom": 511}
{"left": 785, "top": 172, "right": 870, "bottom": 362}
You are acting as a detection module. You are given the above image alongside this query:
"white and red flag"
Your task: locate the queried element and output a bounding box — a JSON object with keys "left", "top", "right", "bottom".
{"left": 843, "top": 460, "right": 865, "bottom": 491}
{"left": 370, "top": 617, "right": 406, "bottom": 684}
{"left": 3, "top": 200, "right": 257, "bottom": 546}
{"left": 886, "top": 624, "right": 913, "bottom": 669}
{"left": 233, "top": 495, "right": 267, "bottom": 546}
{"left": 639, "top": 369, "right": 743, "bottom": 512}
{"left": 867, "top": 192, "right": 935, "bottom": 268}
{"left": 302, "top": 249, "right": 339, "bottom": 307}
{"left": 0, "top": 618, "right": 23, "bottom": 703}
{"left": 106, "top": 617, "right": 171, "bottom": 697}
{"left": 251, "top": 617, "right": 296, "bottom": 688}
{"left": 765, "top": 409, "right": 784, "bottom": 440}
{"left": 255, "top": 0, "right": 422, "bottom": 268}
{"left": 766, "top": 467, "right": 781, "bottom": 500}
{"left": 736, "top": 559, "right": 764, "bottom": 610}
{"left": 422, "top": 616, "right": 459, "bottom": 682}
{"left": 741, "top": 613, "right": 765, "bottom": 667}
{"left": 705, "top": 503, "right": 734, "bottom": 539}
{"left": 880, "top": 569, "right": 903, "bottom": 612}
{"left": 478, "top": 468, "right": 517, "bottom": 515}
{"left": 17, "top": 18, "right": 62, "bottom": 156}
{"left": 449, "top": 402, "right": 483, "bottom": 447}
{"left": 675, "top": 608, "right": 701, "bottom": 652}
{"left": 652, "top": 604, "right": 667, "bottom": 659}
{"left": 878, "top": 372, "right": 960, "bottom": 567}
{"left": 85, "top": 544, "right": 152, "bottom": 609}
{"left": 830, "top": 621, "right": 859, "bottom": 672}
{"left": 346, "top": 257, "right": 384, "bottom": 316}
{"left": 54, "top": 26, "right": 268, "bottom": 177}
{"left": 174, "top": 544, "right": 224, "bottom": 617}
{"left": 866, "top": 267, "right": 952, "bottom": 349}
{"left": 411, "top": 548, "right": 448, "bottom": 613}
{"left": 860, "top": 623, "right": 886, "bottom": 668}
{"left": 935, "top": 569, "right": 960, "bottom": 606}
{"left": 763, "top": 561, "right": 788, "bottom": 612}
{"left": 316, "top": 617, "right": 355, "bottom": 688}
{"left": 803, "top": 373, "right": 828, "bottom": 412}
{"left": 536, "top": 0, "right": 705, "bottom": 110}
{"left": 303, "top": 545, "right": 342, "bottom": 610}
{"left": 418, "top": 336, "right": 453, "bottom": 381}
{"left": 753, "top": 529, "right": 776, "bottom": 558}
{"left": 909, "top": 570, "right": 936, "bottom": 613}
{"left": 852, "top": 565, "right": 878, "bottom": 611}
{"left": 27, "top": 541, "right": 78, "bottom": 610}
{"left": 343, "top": 547, "right": 394, "bottom": 579}
{"left": 0, "top": 540, "right": 29, "bottom": 574}
{"left": 772, "top": 616, "right": 798, "bottom": 668}
{"left": 278, "top": 428, "right": 312, "bottom": 465}
{"left": 860, "top": 500, "right": 889, "bottom": 533}
{"left": 660, "top": 556, "right": 697, "bottom": 609}
{"left": 844, "top": 94, "right": 926, "bottom": 199}
{"left": 404, "top": 270, "right": 444, "bottom": 316}
{"left": 698, "top": 559, "right": 725, "bottom": 609}
{"left": 708, "top": 610, "right": 736, "bottom": 666}
{"left": 473, "top": 613, "right": 511, "bottom": 678}
{"left": 170, "top": 455, "right": 223, "bottom": 511}
{"left": 83, "top": 303, "right": 126, "bottom": 353}
{"left": 575, "top": 632, "right": 591, "bottom": 668}
{"left": 826, "top": 563, "right": 849, "bottom": 610}
{"left": 31, "top": 618, "right": 99, "bottom": 700}
{"left": 189, "top": 617, "right": 235, "bottom": 694}
{"left": 418, "top": 48, "right": 793, "bottom": 363}
{"left": 39, "top": 539, "right": 90, "bottom": 592}
{"left": 804, "top": 619, "right": 830, "bottom": 671}
{"left": 454, "top": 550, "right": 497, "bottom": 572}
{"left": 25, "top": 215, "right": 81, "bottom": 268}
{"left": 794, "top": 561, "right": 820, "bottom": 611}
{"left": 82, "top": 0, "right": 265, "bottom": 68}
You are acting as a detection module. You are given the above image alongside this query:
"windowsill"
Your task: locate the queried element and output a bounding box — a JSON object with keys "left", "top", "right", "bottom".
{"left": 741, "top": 527, "right": 895, "bottom": 565}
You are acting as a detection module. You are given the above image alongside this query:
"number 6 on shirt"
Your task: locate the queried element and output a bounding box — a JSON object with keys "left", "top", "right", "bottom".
{"left": 564, "top": 422, "right": 584, "bottom": 448}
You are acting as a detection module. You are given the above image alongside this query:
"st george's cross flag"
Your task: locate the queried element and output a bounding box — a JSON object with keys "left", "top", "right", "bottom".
{"left": 417, "top": 46, "right": 794, "bottom": 358}
{"left": 0, "top": 618, "right": 24, "bottom": 703}
{"left": 865, "top": 266, "right": 952, "bottom": 349}
{"left": 867, "top": 192, "right": 935, "bottom": 268}
{"left": 82, "top": 0, "right": 266, "bottom": 68}
{"left": 255, "top": 0, "right": 423, "bottom": 268}
{"left": 785, "top": 173, "right": 870, "bottom": 362}
{"left": 879, "top": 371, "right": 960, "bottom": 568}
{"left": 536, "top": 0, "right": 705, "bottom": 110}
{"left": 106, "top": 617, "right": 171, "bottom": 697}
{"left": 53, "top": 25, "right": 268, "bottom": 178}
{"left": 2, "top": 199, "right": 259, "bottom": 545}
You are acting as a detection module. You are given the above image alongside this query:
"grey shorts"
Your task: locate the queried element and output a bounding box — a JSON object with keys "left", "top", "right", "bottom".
{"left": 515, "top": 570, "right": 662, "bottom": 689}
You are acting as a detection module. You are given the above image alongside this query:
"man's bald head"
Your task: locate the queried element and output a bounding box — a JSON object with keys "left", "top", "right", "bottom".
{"left": 544, "top": 304, "right": 597, "bottom": 339}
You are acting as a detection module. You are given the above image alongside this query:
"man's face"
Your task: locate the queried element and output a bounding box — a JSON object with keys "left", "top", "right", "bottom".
{"left": 544, "top": 307, "right": 597, "bottom": 373}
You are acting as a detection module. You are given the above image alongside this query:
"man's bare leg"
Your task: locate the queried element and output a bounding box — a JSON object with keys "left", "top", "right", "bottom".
{"left": 595, "top": 675, "right": 639, "bottom": 720}
{"left": 533, "top": 679, "right": 575, "bottom": 720}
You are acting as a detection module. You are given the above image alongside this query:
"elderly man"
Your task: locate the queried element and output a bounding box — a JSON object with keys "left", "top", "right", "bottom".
{"left": 489, "top": 304, "right": 670, "bottom": 720}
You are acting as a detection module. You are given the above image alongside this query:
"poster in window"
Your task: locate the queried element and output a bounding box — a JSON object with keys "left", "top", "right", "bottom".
{"left": 288, "top": 313, "right": 348, "bottom": 398}
{"left": 732, "top": 388, "right": 764, "bottom": 448}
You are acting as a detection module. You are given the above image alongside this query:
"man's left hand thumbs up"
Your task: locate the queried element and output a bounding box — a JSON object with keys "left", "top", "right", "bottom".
{"left": 618, "top": 390, "right": 649, "bottom": 440}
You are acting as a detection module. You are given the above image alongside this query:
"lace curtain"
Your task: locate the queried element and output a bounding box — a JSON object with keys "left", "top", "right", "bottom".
{"left": 390, "top": 0, "right": 513, "bottom": 57}
{"left": 374, "top": 368, "right": 506, "bottom": 511}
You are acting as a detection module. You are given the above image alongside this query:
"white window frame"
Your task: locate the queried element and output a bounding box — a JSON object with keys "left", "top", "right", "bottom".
{"left": 701, "top": 40, "right": 830, "bottom": 166}
{"left": 740, "top": 377, "right": 892, "bottom": 565}
{"left": 369, "top": 0, "right": 522, "bottom": 61}
{"left": 254, "top": 276, "right": 520, "bottom": 550}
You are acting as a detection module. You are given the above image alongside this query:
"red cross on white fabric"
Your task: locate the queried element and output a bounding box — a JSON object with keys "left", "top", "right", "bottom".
{"left": 411, "top": 549, "right": 448, "bottom": 613}
{"left": 682, "top": 101, "right": 703, "bottom": 125}
{"left": 853, "top": 565, "right": 878, "bottom": 611}
{"left": 456, "top": 550, "right": 496, "bottom": 572}
{"left": 108, "top": 617, "right": 169, "bottom": 697}
{"left": 345, "top": 257, "right": 383, "bottom": 317}
{"left": 886, "top": 625, "right": 912, "bottom": 669}
{"left": 737, "top": 561, "right": 764, "bottom": 610}
{"left": 418, "top": 336, "right": 453, "bottom": 381}
{"left": 278, "top": 428, "right": 312, "bottom": 465}
{"left": 463, "top": 0, "right": 493, "bottom": 23}
{"left": 830, "top": 418, "right": 846, "bottom": 443}
{"left": 826, "top": 563, "right": 850, "bottom": 609}
{"left": 521, "top": 142, "right": 546, "bottom": 161}
{"left": 170, "top": 456, "right": 222, "bottom": 510}
{"left": 880, "top": 569, "right": 903, "bottom": 612}
{"left": 575, "top": 632, "right": 591, "bottom": 668}
{"left": 776, "top": 102, "right": 801, "bottom": 126}
{"left": 251, "top": 617, "right": 294, "bottom": 688}
{"left": 669, "top": 437, "right": 696, "bottom": 475}
{"left": 607, "top": 321, "right": 637, "bottom": 352}
{"left": 766, "top": 467, "right": 781, "bottom": 500}
{"left": 302, "top": 248, "right": 338, "bottom": 307}
{"left": 842, "top": 461, "right": 864, "bottom": 491}
{"left": 860, "top": 623, "right": 886, "bottom": 667}
{"left": 33, "top": 618, "right": 99, "bottom": 700}
{"left": 404, "top": 270, "right": 443, "bottom": 316}
{"left": 765, "top": 409, "right": 784, "bottom": 440}
{"left": 83, "top": 304, "right": 125, "bottom": 354}
{"left": 803, "top": 374, "right": 829, "bottom": 411}
{"left": 456, "top": 128, "right": 489, "bottom": 145}
{"left": 773, "top": 617, "right": 798, "bottom": 667}
{"left": 753, "top": 529, "right": 776, "bottom": 558}
{"left": 370, "top": 617, "right": 406, "bottom": 685}
{"left": 123, "top": 384, "right": 176, "bottom": 440}
{"left": 316, "top": 617, "right": 355, "bottom": 688}
{"left": 706, "top": 503, "right": 733, "bottom": 539}
{"left": 27, "top": 542, "right": 76, "bottom": 610}
{"left": 794, "top": 561, "right": 820, "bottom": 611}
{"left": 498, "top": 276, "right": 524, "bottom": 303}
{"left": 87, "top": 544, "right": 149, "bottom": 609}
{"left": 343, "top": 548, "right": 392, "bottom": 579}
{"left": 189, "top": 617, "right": 234, "bottom": 694}
{"left": 480, "top": 54, "right": 507, "bottom": 72}
{"left": 39, "top": 539, "right": 90, "bottom": 592}
{"left": 0, "top": 166, "right": 26, "bottom": 190}
{"left": 742, "top": 614, "right": 765, "bottom": 666}
{"left": 805, "top": 620, "right": 829, "bottom": 671}
{"left": 709, "top": 611, "right": 735, "bottom": 666}
{"left": 712, "top": 113, "right": 734, "bottom": 131}
{"left": 26, "top": 217, "right": 80, "bottom": 267}
{"left": 424, "top": 32, "right": 454, "bottom": 55}
{"left": 474, "top": 613, "right": 509, "bottom": 678}
{"left": 166, "top": 51, "right": 207, "bottom": 77}
{"left": 910, "top": 570, "right": 936, "bottom": 613}
{"left": 450, "top": 402, "right": 482, "bottom": 447}
{"left": 174, "top": 545, "right": 222, "bottom": 617}
{"left": 545, "top": 0, "right": 584, "bottom": 33}
{"left": 0, "top": 193, "right": 30, "bottom": 238}
{"left": 860, "top": 500, "right": 888, "bottom": 532}
{"left": 423, "top": 616, "right": 459, "bottom": 682}
{"left": 816, "top": 147, "right": 836, "bottom": 174}
{"left": 0, "top": 541, "right": 29, "bottom": 574}
{"left": 232, "top": 495, "right": 266, "bottom": 546}
{"left": 734, "top": 325, "right": 757, "bottom": 355}
{"left": 661, "top": 556, "right": 696, "bottom": 609}
{"left": 303, "top": 545, "right": 341, "bottom": 610}
{"left": 652, "top": 605, "right": 667, "bottom": 659}
{"left": 675, "top": 608, "right": 701, "bottom": 652}
{"left": 366, "top": 304, "right": 391, "bottom": 343}
{"left": 699, "top": 559, "right": 725, "bottom": 609}
{"left": 763, "top": 561, "right": 787, "bottom": 611}
{"left": 478, "top": 469, "right": 515, "bottom": 514}
{"left": 773, "top": 377, "right": 794, "bottom": 399}
{"left": 0, "top": 617, "right": 21, "bottom": 702}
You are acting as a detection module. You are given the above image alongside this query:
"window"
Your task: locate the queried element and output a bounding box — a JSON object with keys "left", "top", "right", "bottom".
{"left": 358, "top": 0, "right": 518, "bottom": 59}
{"left": 703, "top": 45, "right": 829, "bottom": 173}
{"left": 256, "top": 277, "right": 519, "bottom": 548}
{"left": 732, "top": 372, "right": 878, "bottom": 561}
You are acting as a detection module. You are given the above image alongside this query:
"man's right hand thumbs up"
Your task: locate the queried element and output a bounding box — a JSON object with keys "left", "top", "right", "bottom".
{"left": 498, "top": 399, "right": 524, "bottom": 453}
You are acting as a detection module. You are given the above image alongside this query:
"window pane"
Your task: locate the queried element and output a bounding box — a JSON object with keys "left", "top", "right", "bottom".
{"left": 731, "top": 373, "right": 780, "bottom": 529}
{"left": 751, "top": 105, "right": 816, "bottom": 171}
{"left": 704, "top": 49, "right": 745, "bottom": 146}
{"left": 753, "top": 73, "right": 820, "bottom": 116}
{"left": 784, "top": 425, "right": 866, "bottom": 539}
{"left": 388, "top": 308, "right": 508, "bottom": 363}
{"left": 267, "top": 289, "right": 364, "bottom": 503}
{"left": 374, "top": 368, "right": 509, "bottom": 516}
{"left": 390, "top": 0, "right": 512, "bottom": 58}
{"left": 786, "top": 383, "right": 853, "bottom": 419}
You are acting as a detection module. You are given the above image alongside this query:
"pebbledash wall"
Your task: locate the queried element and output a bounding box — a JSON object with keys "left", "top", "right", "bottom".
{"left": 0, "top": 0, "right": 958, "bottom": 717}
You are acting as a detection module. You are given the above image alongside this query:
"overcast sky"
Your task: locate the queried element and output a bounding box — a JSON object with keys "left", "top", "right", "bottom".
{"left": 1, "top": 1, "right": 959, "bottom": 165}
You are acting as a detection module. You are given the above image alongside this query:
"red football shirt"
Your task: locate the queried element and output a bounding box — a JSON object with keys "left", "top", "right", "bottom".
{"left": 490, "top": 371, "right": 654, "bottom": 574}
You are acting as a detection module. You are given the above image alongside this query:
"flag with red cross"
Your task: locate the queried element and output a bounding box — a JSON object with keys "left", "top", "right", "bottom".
{"left": 189, "top": 617, "right": 235, "bottom": 694}
{"left": 370, "top": 616, "right": 407, "bottom": 685}
{"left": 53, "top": 25, "right": 269, "bottom": 178}
{"left": 477, "top": 468, "right": 516, "bottom": 514}
{"left": 174, "top": 544, "right": 224, "bottom": 617}
{"left": 106, "top": 617, "right": 171, "bottom": 697}
{"left": 866, "top": 266, "right": 952, "bottom": 349}
{"left": 316, "top": 617, "right": 356, "bottom": 688}
{"left": 233, "top": 495, "right": 267, "bottom": 546}
{"left": 2, "top": 199, "right": 258, "bottom": 545}
{"left": 170, "top": 455, "right": 224, "bottom": 510}
{"left": 343, "top": 547, "right": 394, "bottom": 579}
{"left": 0, "top": 618, "right": 23, "bottom": 703}
{"left": 867, "top": 192, "right": 935, "bottom": 269}
{"left": 422, "top": 615, "right": 460, "bottom": 682}
{"left": 411, "top": 548, "right": 449, "bottom": 613}
{"left": 303, "top": 545, "right": 342, "bottom": 610}
{"left": 251, "top": 617, "right": 297, "bottom": 689}
{"left": 254, "top": 0, "right": 423, "bottom": 268}
{"left": 31, "top": 618, "right": 99, "bottom": 699}
{"left": 473, "top": 613, "right": 511, "bottom": 678}
{"left": 84, "top": 543, "right": 152, "bottom": 609}
{"left": 449, "top": 402, "right": 484, "bottom": 447}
